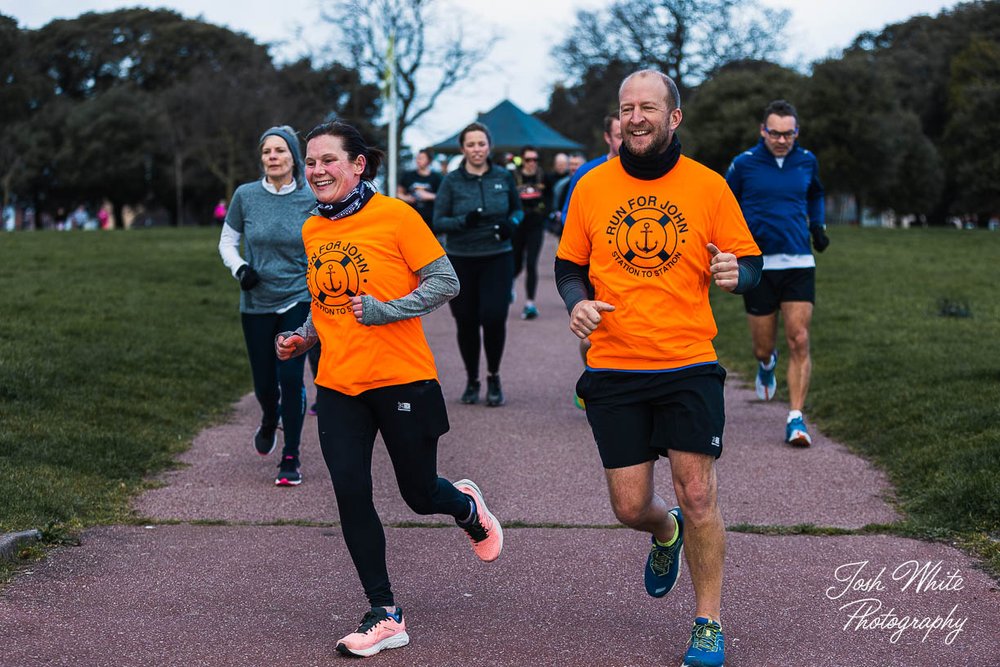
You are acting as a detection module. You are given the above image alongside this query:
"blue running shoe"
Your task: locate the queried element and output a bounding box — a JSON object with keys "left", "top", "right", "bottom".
{"left": 786, "top": 415, "right": 812, "bottom": 447}
{"left": 755, "top": 350, "right": 777, "bottom": 400}
{"left": 644, "top": 507, "right": 684, "bottom": 597}
{"left": 682, "top": 617, "right": 725, "bottom": 667}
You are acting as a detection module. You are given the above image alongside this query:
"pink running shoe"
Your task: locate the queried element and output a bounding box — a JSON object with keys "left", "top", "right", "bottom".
{"left": 453, "top": 479, "right": 503, "bottom": 562}
{"left": 335, "top": 607, "right": 409, "bottom": 657}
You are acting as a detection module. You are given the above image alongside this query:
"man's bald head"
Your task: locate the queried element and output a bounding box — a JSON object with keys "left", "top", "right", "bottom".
{"left": 618, "top": 69, "right": 681, "bottom": 111}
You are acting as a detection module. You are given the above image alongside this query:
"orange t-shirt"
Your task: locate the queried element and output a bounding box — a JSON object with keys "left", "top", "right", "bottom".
{"left": 302, "top": 193, "right": 446, "bottom": 395}
{"left": 557, "top": 155, "right": 760, "bottom": 371}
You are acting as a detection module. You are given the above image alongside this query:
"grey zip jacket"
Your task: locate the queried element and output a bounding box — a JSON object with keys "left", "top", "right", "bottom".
{"left": 433, "top": 160, "right": 523, "bottom": 257}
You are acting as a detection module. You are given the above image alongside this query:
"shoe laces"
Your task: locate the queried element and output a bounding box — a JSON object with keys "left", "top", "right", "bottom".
{"left": 690, "top": 621, "right": 722, "bottom": 651}
{"left": 278, "top": 455, "right": 299, "bottom": 472}
{"left": 461, "top": 512, "right": 490, "bottom": 543}
{"left": 650, "top": 546, "right": 675, "bottom": 576}
{"left": 355, "top": 609, "right": 390, "bottom": 634}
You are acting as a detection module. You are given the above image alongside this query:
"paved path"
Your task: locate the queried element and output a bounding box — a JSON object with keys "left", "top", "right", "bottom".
{"left": 2, "top": 238, "right": 998, "bottom": 666}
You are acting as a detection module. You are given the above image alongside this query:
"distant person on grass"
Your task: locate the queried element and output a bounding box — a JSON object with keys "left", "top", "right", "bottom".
{"left": 218, "top": 125, "right": 314, "bottom": 486}
{"left": 725, "top": 99, "right": 828, "bottom": 447}
{"left": 274, "top": 120, "right": 503, "bottom": 658}
{"left": 555, "top": 69, "right": 761, "bottom": 667}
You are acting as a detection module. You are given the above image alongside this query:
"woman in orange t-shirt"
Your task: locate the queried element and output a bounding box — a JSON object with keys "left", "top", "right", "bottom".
{"left": 274, "top": 121, "right": 503, "bottom": 658}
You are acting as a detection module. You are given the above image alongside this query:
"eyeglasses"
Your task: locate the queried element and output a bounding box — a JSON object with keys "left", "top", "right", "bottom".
{"left": 523, "top": 157, "right": 538, "bottom": 162}
{"left": 764, "top": 128, "right": 798, "bottom": 141}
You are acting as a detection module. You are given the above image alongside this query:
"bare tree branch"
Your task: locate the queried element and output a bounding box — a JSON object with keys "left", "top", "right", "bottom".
{"left": 555, "top": 0, "right": 789, "bottom": 96}
{"left": 319, "top": 0, "right": 496, "bottom": 153}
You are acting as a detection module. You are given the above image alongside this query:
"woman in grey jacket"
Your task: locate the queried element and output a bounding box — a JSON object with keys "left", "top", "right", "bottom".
{"left": 218, "top": 125, "right": 315, "bottom": 486}
{"left": 433, "top": 122, "right": 523, "bottom": 406}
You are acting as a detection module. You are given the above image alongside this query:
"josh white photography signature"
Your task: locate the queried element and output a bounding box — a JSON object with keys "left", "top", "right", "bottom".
{"left": 825, "top": 560, "right": 968, "bottom": 644}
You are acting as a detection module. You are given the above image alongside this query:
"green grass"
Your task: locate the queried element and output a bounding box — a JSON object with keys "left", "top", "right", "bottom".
{"left": 710, "top": 226, "right": 1000, "bottom": 575}
{"left": 1, "top": 226, "right": 998, "bottom": 579}
{"left": 0, "top": 228, "right": 249, "bottom": 536}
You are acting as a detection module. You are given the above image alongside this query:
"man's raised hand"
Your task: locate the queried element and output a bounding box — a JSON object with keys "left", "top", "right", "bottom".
{"left": 707, "top": 243, "right": 739, "bottom": 292}
{"left": 569, "top": 300, "right": 615, "bottom": 339}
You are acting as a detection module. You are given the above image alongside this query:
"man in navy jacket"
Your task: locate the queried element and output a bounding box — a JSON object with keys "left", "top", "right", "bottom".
{"left": 726, "top": 100, "right": 828, "bottom": 447}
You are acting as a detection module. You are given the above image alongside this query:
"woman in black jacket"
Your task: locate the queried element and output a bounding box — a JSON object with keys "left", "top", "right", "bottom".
{"left": 433, "top": 123, "right": 523, "bottom": 406}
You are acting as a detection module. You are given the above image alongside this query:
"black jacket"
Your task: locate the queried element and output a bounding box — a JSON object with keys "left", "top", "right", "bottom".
{"left": 433, "top": 161, "right": 522, "bottom": 257}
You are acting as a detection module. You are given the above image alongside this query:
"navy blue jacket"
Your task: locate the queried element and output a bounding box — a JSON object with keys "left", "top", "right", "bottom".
{"left": 725, "top": 140, "right": 824, "bottom": 257}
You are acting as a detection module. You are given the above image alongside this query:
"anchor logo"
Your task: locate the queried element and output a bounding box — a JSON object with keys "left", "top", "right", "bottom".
{"left": 309, "top": 248, "right": 362, "bottom": 308}
{"left": 614, "top": 207, "right": 679, "bottom": 270}
{"left": 320, "top": 263, "right": 343, "bottom": 293}
{"left": 637, "top": 222, "right": 659, "bottom": 253}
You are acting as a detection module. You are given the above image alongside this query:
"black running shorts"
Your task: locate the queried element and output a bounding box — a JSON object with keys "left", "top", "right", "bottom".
{"left": 575, "top": 364, "right": 727, "bottom": 469}
{"left": 742, "top": 267, "right": 815, "bottom": 316}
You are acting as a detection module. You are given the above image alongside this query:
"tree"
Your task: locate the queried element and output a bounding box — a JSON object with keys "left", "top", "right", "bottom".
{"left": 554, "top": 0, "right": 790, "bottom": 99}
{"left": 869, "top": 111, "right": 943, "bottom": 218}
{"left": 943, "top": 36, "right": 1000, "bottom": 215}
{"left": 536, "top": 59, "right": 633, "bottom": 156}
{"left": 274, "top": 58, "right": 382, "bottom": 141}
{"left": 12, "top": 8, "right": 380, "bottom": 225}
{"left": 26, "top": 8, "right": 273, "bottom": 100}
{"left": 17, "top": 9, "right": 284, "bottom": 225}
{"left": 681, "top": 60, "right": 805, "bottom": 174}
{"left": 55, "top": 87, "right": 162, "bottom": 225}
{"left": 843, "top": 1, "right": 1000, "bottom": 220}
{"left": 319, "top": 0, "right": 496, "bottom": 154}
{"left": 848, "top": 2, "right": 1000, "bottom": 142}
{"left": 800, "top": 53, "right": 901, "bottom": 220}
{"left": 0, "top": 14, "right": 48, "bottom": 213}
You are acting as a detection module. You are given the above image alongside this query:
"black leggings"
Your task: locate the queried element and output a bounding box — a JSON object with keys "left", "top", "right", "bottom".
{"left": 316, "top": 381, "right": 471, "bottom": 607}
{"left": 512, "top": 214, "right": 545, "bottom": 300}
{"left": 240, "top": 302, "right": 309, "bottom": 455}
{"left": 448, "top": 252, "right": 514, "bottom": 380}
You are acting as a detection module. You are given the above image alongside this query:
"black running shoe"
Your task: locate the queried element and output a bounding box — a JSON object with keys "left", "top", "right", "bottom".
{"left": 486, "top": 374, "right": 504, "bottom": 407}
{"left": 275, "top": 455, "right": 301, "bottom": 486}
{"left": 254, "top": 423, "right": 277, "bottom": 456}
{"left": 460, "top": 379, "right": 480, "bottom": 404}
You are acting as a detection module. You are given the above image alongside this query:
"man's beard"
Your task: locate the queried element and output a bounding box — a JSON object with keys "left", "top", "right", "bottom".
{"left": 624, "top": 124, "right": 672, "bottom": 157}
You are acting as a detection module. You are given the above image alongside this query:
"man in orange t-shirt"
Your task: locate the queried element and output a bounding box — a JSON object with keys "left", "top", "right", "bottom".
{"left": 555, "top": 70, "right": 761, "bottom": 667}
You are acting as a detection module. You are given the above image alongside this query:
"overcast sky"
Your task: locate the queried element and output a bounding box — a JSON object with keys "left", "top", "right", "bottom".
{"left": 2, "top": 0, "right": 965, "bottom": 149}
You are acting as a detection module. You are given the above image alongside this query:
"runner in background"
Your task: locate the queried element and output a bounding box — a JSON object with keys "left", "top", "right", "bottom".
{"left": 512, "top": 145, "right": 547, "bottom": 320}
{"left": 218, "top": 125, "right": 314, "bottom": 486}
{"left": 725, "top": 99, "right": 827, "bottom": 447}
{"left": 433, "top": 122, "right": 523, "bottom": 407}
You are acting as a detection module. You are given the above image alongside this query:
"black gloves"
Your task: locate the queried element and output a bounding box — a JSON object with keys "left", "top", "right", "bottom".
{"left": 464, "top": 209, "right": 482, "bottom": 228}
{"left": 237, "top": 265, "right": 260, "bottom": 290}
{"left": 811, "top": 227, "right": 830, "bottom": 253}
{"left": 493, "top": 220, "right": 515, "bottom": 241}
{"left": 462, "top": 208, "right": 517, "bottom": 240}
